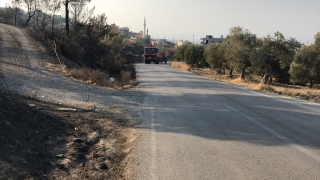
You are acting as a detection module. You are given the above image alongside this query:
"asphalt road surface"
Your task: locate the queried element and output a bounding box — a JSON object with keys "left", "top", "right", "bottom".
{"left": 130, "top": 63, "right": 320, "bottom": 180}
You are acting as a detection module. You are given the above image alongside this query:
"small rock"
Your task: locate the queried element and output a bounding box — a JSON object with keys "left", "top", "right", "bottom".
{"left": 57, "top": 164, "right": 65, "bottom": 169}
{"left": 123, "top": 85, "right": 133, "bottom": 89}
{"left": 73, "top": 138, "right": 83, "bottom": 143}
{"left": 92, "top": 153, "right": 103, "bottom": 158}
{"left": 57, "top": 108, "right": 77, "bottom": 111}
{"left": 100, "top": 163, "right": 108, "bottom": 170}
{"left": 87, "top": 132, "right": 100, "bottom": 144}
{"left": 278, "top": 92, "right": 282, "bottom": 95}
{"left": 29, "top": 104, "right": 36, "bottom": 108}
{"left": 55, "top": 154, "right": 64, "bottom": 159}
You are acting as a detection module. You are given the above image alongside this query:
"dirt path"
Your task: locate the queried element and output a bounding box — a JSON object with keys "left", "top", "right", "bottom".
{"left": 0, "top": 23, "right": 145, "bottom": 179}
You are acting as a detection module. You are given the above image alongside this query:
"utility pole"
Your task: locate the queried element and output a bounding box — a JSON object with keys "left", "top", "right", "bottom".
{"left": 193, "top": 34, "right": 194, "bottom": 44}
{"left": 146, "top": 28, "right": 149, "bottom": 45}
{"left": 143, "top": 17, "right": 146, "bottom": 38}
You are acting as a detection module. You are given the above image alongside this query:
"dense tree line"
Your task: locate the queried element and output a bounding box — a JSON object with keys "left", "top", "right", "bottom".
{"left": 175, "top": 27, "right": 320, "bottom": 88}
{"left": 175, "top": 44, "right": 206, "bottom": 68}
{"left": 0, "top": 0, "right": 125, "bottom": 73}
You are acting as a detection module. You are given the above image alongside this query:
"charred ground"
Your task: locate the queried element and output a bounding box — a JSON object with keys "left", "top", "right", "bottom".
{"left": 0, "top": 88, "right": 138, "bottom": 179}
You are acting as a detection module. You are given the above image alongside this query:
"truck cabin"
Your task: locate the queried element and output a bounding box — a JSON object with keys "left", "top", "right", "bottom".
{"left": 144, "top": 47, "right": 158, "bottom": 54}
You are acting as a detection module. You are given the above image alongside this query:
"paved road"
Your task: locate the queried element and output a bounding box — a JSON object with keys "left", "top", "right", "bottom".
{"left": 131, "top": 63, "right": 320, "bottom": 180}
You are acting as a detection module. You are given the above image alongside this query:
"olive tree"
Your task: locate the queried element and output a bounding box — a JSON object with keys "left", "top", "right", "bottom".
{"left": 204, "top": 43, "right": 226, "bottom": 74}
{"left": 223, "top": 27, "right": 257, "bottom": 79}
{"left": 183, "top": 44, "right": 205, "bottom": 68}
{"left": 252, "top": 32, "right": 301, "bottom": 84}
{"left": 289, "top": 33, "right": 320, "bottom": 88}
{"left": 174, "top": 44, "right": 189, "bottom": 61}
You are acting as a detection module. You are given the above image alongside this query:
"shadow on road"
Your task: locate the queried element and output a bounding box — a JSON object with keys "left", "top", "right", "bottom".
{"left": 135, "top": 74, "right": 320, "bottom": 150}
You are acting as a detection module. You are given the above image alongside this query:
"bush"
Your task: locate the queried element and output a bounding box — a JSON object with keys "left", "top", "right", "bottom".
{"left": 58, "top": 36, "right": 85, "bottom": 59}
{"left": 120, "top": 70, "right": 131, "bottom": 85}
{"left": 68, "top": 68, "right": 90, "bottom": 80}
{"left": 89, "top": 70, "right": 110, "bottom": 86}
{"left": 56, "top": 14, "right": 125, "bottom": 73}
{"left": 68, "top": 68, "right": 110, "bottom": 87}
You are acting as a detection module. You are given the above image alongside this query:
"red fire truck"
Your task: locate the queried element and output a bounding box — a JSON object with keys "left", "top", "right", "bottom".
{"left": 143, "top": 45, "right": 167, "bottom": 64}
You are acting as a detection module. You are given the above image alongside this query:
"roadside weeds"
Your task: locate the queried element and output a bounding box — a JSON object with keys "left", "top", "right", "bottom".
{"left": 171, "top": 62, "right": 320, "bottom": 103}
{"left": 170, "top": 62, "right": 190, "bottom": 71}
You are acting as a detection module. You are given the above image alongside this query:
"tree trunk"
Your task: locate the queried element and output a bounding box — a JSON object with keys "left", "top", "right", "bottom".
{"left": 222, "top": 68, "right": 225, "bottom": 74}
{"left": 25, "top": 8, "right": 36, "bottom": 27}
{"left": 309, "top": 79, "right": 314, "bottom": 88}
{"left": 14, "top": 7, "right": 17, "bottom": 26}
{"left": 269, "top": 76, "right": 273, "bottom": 84}
{"left": 25, "top": 16, "right": 32, "bottom": 27}
{"left": 260, "top": 66, "right": 272, "bottom": 85}
{"left": 51, "top": 15, "right": 55, "bottom": 39}
{"left": 36, "top": 15, "right": 39, "bottom": 29}
{"left": 240, "top": 67, "right": 246, "bottom": 79}
{"left": 260, "top": 74, "right": 269, "bottom": 85}
{"left": 65, "top": 1, "right": 69, "bottom": 34}
{"left": 228, "top": 68, "right": 233, "bottom": 77}
{"left": 74, "top": 5, "right": 77, "bottom": 24}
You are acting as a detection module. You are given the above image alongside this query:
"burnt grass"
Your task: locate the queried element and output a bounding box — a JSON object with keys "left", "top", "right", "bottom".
{"left": 0, "top": 90, "right": 131, "bottom": 179}
{"left": 0, "top": 28, "right": 144, "bottom": 179}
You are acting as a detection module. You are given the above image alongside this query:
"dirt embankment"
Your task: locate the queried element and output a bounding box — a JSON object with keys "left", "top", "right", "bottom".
{"left": 0, "top": 91, "right": 137, "bottom": 179}
{"left": 0, "top": 23, "right": 143, "bottom": 179}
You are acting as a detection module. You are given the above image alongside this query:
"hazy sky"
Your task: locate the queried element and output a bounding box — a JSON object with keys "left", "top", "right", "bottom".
{"left": 1, "top": 0, "right": 319, "bottom": 43}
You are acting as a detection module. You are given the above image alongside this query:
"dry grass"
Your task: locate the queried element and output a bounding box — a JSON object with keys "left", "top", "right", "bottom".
{"left": 170, "top": 62, "right": 190, "bottom": 71}
{"left": 68, "top": 68, "right": 90, "bottom": 80}
{"left": 271, "top": 85, "right": 320, "bottom": 96}
{"left": 229, "top": 78, "right": 274, "bottom": 91}
{"left": 227, "top": 77, "right": 256, "bottom": 89}
{"left": 231, "top": 77, "right": 245, "bottom": 83}
{"left": 89, "top": 69, "right": 110, "bottom": 86}
{"left": 190, "top": 68, "right": 320, "bottom": 102}
{"left": 68, "top": 68, "right": 110, "bottom": 87}
{"left": 254, "top": 84, "right": 274, "bottom": 91}
{"left": 121, "top": 70, "right": 132, "bottom": 85}
{"left": 46, "top": 62, "right": 68, "bottom": 73}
